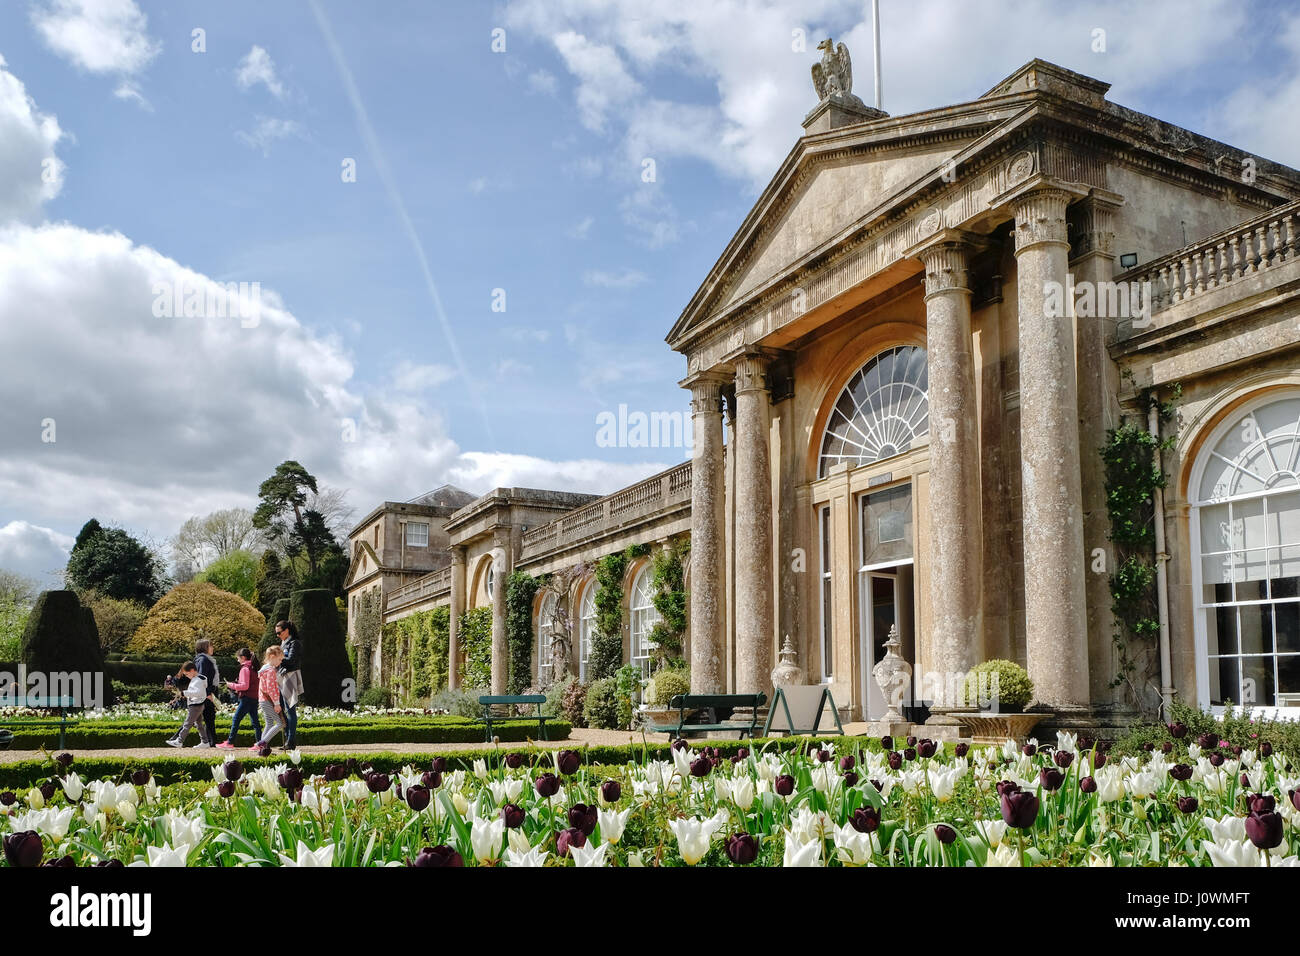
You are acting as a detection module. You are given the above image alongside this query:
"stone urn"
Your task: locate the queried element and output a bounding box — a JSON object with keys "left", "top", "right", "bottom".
{"left": 770, "top": 635, "right": 803, "bottom": 688}
{"left": 871, "top": 625, "right": 911, "bottom": 724}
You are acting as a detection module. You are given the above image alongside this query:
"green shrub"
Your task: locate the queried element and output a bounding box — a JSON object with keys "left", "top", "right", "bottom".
{"left": 544, "top": 676, "right": 588, "bottom": 728}
{"left": 290, "top": 589, "right": 354, "bottom": 708}
{"left": 584, "top": 677, "right": 621, "bottom": 729}
{"left": 1110, "top": 698, "right": 1300, "bottom": 759}
{"left": 458, "top": 607, "right": 492, "bottom": 690}
{"left": 430, "top": 686, "right": 489, "bottom": 719}
{"left": 960, "top": 659, "right": 1033, "bottom": 710}
{"left": 110, "top": 681, "right": 174, "bottom": 704}
{"left": 357, "top": 686, "right": 392, "bottom": 709}
{"left": 649, "top": 667, "right": 691, "bottom": 706}
{"left": 505, "top": 572, "right": 539, "bottom": 694}
{"left": 129, "top": 581, "right": 263, "bottom": 657}
{"left": 615, "top": 663, "right": 640, "bottom": 728}
{"left": 21, "top": 590, "right": 105, "bottom": 677}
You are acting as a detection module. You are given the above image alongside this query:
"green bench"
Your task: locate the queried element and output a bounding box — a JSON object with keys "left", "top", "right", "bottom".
{"left": 0, "top": 696, "right": 81, "bottom": 750}
{"left": 648, "top": 693, "right": 767, "bottom": 740}
{"left": 477, "top": 694, "right": 553, "bottom": 743}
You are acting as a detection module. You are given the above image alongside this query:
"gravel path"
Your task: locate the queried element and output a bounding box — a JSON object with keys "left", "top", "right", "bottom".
{"left": 0, "top": 724, "right": 873, "bottom": 765}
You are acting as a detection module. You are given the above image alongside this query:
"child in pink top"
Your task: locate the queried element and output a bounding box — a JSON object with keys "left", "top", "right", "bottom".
{"left": 251, "top": 645, "right": 285, "bottom": 751}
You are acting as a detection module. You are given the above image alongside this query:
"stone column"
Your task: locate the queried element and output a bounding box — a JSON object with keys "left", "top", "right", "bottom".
{"left": 448, "top": 546, "right": 466, "bottom": 690}
{"left": 686, "top": 372, "right": 728, "bottom": 693}
{"left": 732, "top": 352, "right": 775, "bottom": 697}
{"left": 1011, "top": 185, "right": 1091, "bottom": 714}
{"left": 490, "top": 530, "right": 511, "bottom": 695}
{"left": 915, "top": 236, "right": 984, "bottom": 712}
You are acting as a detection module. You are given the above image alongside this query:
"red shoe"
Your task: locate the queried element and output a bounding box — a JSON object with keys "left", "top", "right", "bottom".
{"left": 216, "top": 741, "right": 235, "bottom": 750}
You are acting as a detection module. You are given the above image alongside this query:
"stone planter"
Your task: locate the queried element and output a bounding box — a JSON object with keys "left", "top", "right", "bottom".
{"left": 635, "top": 706, "right": 678, "bottom": 731}
{"left": 957, "top": 712, "right": 1049, "bottom": 746}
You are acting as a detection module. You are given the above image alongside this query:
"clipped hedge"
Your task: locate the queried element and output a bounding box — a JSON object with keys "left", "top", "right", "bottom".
{"left": 0, "top": 734, "right": 858, "bottom": 789}
{"left": 0, "top": 717, "right": 573, "bottom": 750}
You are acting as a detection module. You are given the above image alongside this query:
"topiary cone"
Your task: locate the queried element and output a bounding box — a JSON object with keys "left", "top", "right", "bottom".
{"left": 20, "top": 590, "right": 105, "bottom": 685}
{"left": 289, "top": 589, "right": 354, "bottom": 708}
{"left": 260, "top": 598, "right": 291, "bottom": 652}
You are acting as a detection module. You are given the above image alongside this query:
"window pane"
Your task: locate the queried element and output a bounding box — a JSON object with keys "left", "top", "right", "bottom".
{"left": 1238, "top": 603, "right": 1273, "bottom": 655}
{"left": 1209, "top": 655, "right": 1238, "bottom": 706}
{"left": 818, "top": 347, "right": 929, "bottom": 476}
{"left": 405, "top": 522, "right": 429, "bottom": 547}
{"left": 1278, "top": 655, "right": 1300, "bottom": 698}
{"left": 1275, "top": 601, "right": 1300, "bottom": 655}
{"left": 1241, "top": 654, "right": 1275, "bottom": 706}
{"left": 1207, "top": 605, "right": 1236, "bottom": 656}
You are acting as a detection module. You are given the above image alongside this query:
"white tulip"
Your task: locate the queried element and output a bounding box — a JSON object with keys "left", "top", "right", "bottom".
{"left": 60, "top": 774, "right": 84, "bottom": 802}
{"left": 507, "top": 828, "right": 533, "bottom": 854}
{"left": 116, "top": 801, "right": 137, "bottom": 825}
{"left": 452, "top": 792, "right": 470, "bottom": 816}
{"left": 470, "top": 816, "right": 505, "bottom": 863}
{"left": 287, "top": 749, "right": 302, "bottom": 766}
{"left": 1202, "top": 815, "right": 1247, "bottom": 845}
{"left": 277, "top": 840, "right": 335, "bottom": 867}
{"left": 505, "top": 846, "right": 549, "bottom": 867}
{"left": 473, "top": 759, "right": 489, "bottom": 780}
{"left": 928, "top": 766, "right": 961, "bottom": 802}
{"left": 598, "top": 807, "right": 631, "bottom": 845}
{"left": 730, "top": 776, "right": 755, "bottom": 810}
{"left": 130, "top": 843, "right": 188, "bottom": 867}
{"left": 1056, "top": 731, "right": 1078, "bottom": 755}
{"left": 668, "top": 815, "right": 723, "bottom": 865}
{"left": 626, "top": 850, "right": 645, "bottom": 867}
{"left": 974, "top": 819, "right": 1007, "bottom": 847}
{"left": 670, "top": 746, "right": 694, "bottom": 779}
{"left": 1188, "top": 743, "right": 1201, "bottom": 760}
{"left": 984, "top": 844, "right": 1021, "bottom": 867}
{"left": 570, "top": 841, "right": 609, "bottom": 867}
{"left": 25, "top": 788, "right": 44, "bottom": 810}
{"left": 832, "top": 824, "right": 876, "bottom": 866}
{"left": 1202, "top": 838, "right": 1264, "bottom": 867}
{"left": 782, "top": 831, "right": 822, "bottom": 867}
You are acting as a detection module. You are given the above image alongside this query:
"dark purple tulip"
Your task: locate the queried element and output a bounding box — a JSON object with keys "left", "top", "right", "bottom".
{"left": 1231, "top": 745, "right": 1243, "bottom": 757}
{"left": 430, "top": 757, "right": 447, "bottom": 774}
{"left": 1167, "top": 722, "right": 1187, "bottom": 739}
{"left": 278, "top": 768, "right": 304, "bottom": 792}
{"left": 1093, "top": 751, "right": 1107, "bottom": 769}
{"left": 1022, "top": 743, "right": 1037, "bottom": 757}
{"left": 1161, "top": 742, "right": 1173, "bottom": 754}
{"left": 1097, "top": 739, "right": 1113, "bottom": 753}
{"left": 361, "top": 762, "right": 374, "bottom": 772}
{"left": 1039, "top": 768, "right": 1064, "bottom": 792}
{"left": 816, "top": 749, "right": 831, "bottom": 763}
{"left": 1240, "top": 773, "right": 1251, "bottom": 788}
{"left": 42, "top": 855, "right": 75, "bottom": 867}
{"left": 38, "top": 782, "right": 55, "bottom": 802}
{"left": 1000, "top": 789, "right": 1040, "bottom": 829}
{"left": 887, "top": 752, "right": 903, "bottom": 771}
{"left": 774, "top": 774, "right": 796, "bottom": 797}
{"left": 1246, "top": 811, "right": 1283, "bottom": 850}
{"left": 600, "top": 780, "right": 621, "bottom": 803}
{"left": 1248, "top": 794, "right": 1275, "bottom": 814}
{"left": 501, "top": 803, "right": 525, "bottom": 828}
{"left": 671, "top": 738, "right": 690, "bottom": 752}
{"left": 1260, "top": 741, "right": 1273, "bottom": 759}
{"left": 726, "top": 833, "right": 759, "bottom": 865}
{"left": 411, "top": 845, "right": 463, "bottom": 867}
{"left": 917, "top": 739, "right": 937, "bottom": 759}
{"left": 504, "top": 752, "right": 524, "bottom": 770}
{"left": 535, "top": 773, "right": 559, "bottom": 798}
{"left": 1078, "top": 736, "right": 1096, "bottom": 752}
{"left": 556, "top": 750, "right": 581, "bottom": 775}
{"left": 934, "top": 824, "right": 956, "bottom": 845}
{"left": 1141, "top": 742, "right": 1154, "bottom": 753}
{"left": 1291, "top": 789, "right": 1300, "bottom": 814}
{"left": 404, "top": 785, "right": 430, "bottom": 812}
{"left": 216, "top": 781, "right": 236, "bottom": 798}
{"left": 223, "top": 761, "right": 243, "bottom": 782}
{"left": 324, "top": 764, "right": 346, "bottom": 782}
{"left": 556, "top": 827, "right": 587, "bottom": 857}
{"left": 364, "top": 772, "right": 391, "bottom": 794}
{"left": 954, "top": 743, "right": 969, "bottom": 758}
{"left": 131, "top": 769, "right": 152, "bottom": 786}
{"left": 735, "top": 747, "right": 749, "bottom": 759}
{"left": 995, "top": 780, "right": 1021, "bottom": 797}
{"left": 257, "top": 743, "right": 271, "bottom": 758}
{"left": 94, "top": 859, "right": 124, "bottom": 868}
{"left": 3, "top": 831, "right": 42, "bottom": 868}
{"left": 869, "top": 779, "right": 883, "bottom": 793}
{"left": 0, "top": 792, "right": 13, "bottom": 806}
{"left": 879, "top": 736, "right": 893, "bottom": 751}
{"left": 1197, "top": 733, "right": 1218, "bottom": 750}
{"left": 1168, "top": 764, "right": 1192, "bottom": 782}
{"left": 842, "top": 771, "right": 859, "bottom": 788}
{"left": 568, "top": 803, "right": 598, "bottom": 836}
{"left": 1053, "top": 750, "right": 1074, "bottom": 769}
{"left": 903, "top": 748, "right": 917, "bottom": 763}
{"left": 850, "top": 806, "right": 880, "bottom": 833}
{"left": 346, "top": 758, "right": 361, "bottom": 775}
{"left": 1209, "top": 753, "right": 1224, "bottom": 767}
{"left": 1079, "top": 776, "right": 1097, "bottom": 794}
{"left": 690, "top": 756, "right": 712, "bottom": 778}
{"left": 55, "top": 753, "right": 73, "bottom": 767}
{"left": 1176, "top": 796, "right": 1199, "bottom": 814}
{"left": 906, "top": 736, "right": 917, "bottom": 747}
{"left": 422, "top": 770, "right": 442, "bottom": 790}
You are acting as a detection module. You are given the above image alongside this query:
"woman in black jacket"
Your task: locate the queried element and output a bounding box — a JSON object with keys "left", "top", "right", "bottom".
{"left": 275, "top": 620, "right": 303, "bottom": 750}
{"left": 194, "top": 638, "right": 221, "bottom": 749}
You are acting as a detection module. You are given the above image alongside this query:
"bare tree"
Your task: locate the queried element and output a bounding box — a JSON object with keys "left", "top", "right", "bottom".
{"left": 0, "top": 569, "right": 38, "bottom": 607}
{"left": 305, "top": 486, "right": 356, "bottom": 541}
{"left": 171, "top": 507, "right": 266, "bottom": 574}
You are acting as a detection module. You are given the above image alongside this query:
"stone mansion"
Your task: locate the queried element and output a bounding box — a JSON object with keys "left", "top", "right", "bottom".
{"left": 345, "top": 57, "right": 1300, "bottom": 730}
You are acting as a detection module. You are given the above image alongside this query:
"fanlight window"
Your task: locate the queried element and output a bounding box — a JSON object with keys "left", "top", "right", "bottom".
{"left": 818, "top": 346, "right": 929, "bottom": 477}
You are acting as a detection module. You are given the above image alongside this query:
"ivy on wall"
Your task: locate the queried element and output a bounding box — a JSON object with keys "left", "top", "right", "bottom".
{"left": 589, "top": 543, "right": 651, "bottom": 680}
{"left": 505, "top": 571, "right": 540, "bottom": 694}
{"left": 352, "top": 589, "right": 382, "bottom": 696}
{"left": 379, "top": 605, "right": 450, "bottom": 705}
{"left": 458, "top": 606, "right": 493, "bottom": 690}
{"left": 1102, "top": 385, "right": 1178, "bottom": 712}
{"left": 649, "top": 538, "right": 689, "bottom": 669}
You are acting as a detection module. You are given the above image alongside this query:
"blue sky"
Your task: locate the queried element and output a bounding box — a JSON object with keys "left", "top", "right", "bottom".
{"left": 1, "top": 0, "right": 1297, "bottom": 585}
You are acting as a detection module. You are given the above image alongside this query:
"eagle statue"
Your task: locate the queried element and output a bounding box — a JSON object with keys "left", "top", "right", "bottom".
{"left": 811, "top": 38, "right": 852, "bottom": 101}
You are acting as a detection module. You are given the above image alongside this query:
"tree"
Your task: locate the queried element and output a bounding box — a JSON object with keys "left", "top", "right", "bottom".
{"left": 129, "top": 581, "right": 265, "bottom": 657}
{"left": 171, "top": 508, "right": 265, "bottom": 574}
{"left": 251, "top": 550, "right": 295, "bottom": 617}
{"left": 21, "top": 590, "right": 104, "bottom": 676}
{"left": 0, "top": 600, "right": 30, "bottom": 662}
{"left": 195, "top": 549, "right": 260, "bottom": 603}
{"left": 260, "top": 597, "right": 291, "bottom": 652}
{"left": 0, "top": 570, "right": 38, "bottom": 607}
{"left": 65, "top": 522, "right": 169, "bottom": 605}
{"left": 290, "top": 588, "right": 354, "bottom": 708}
{"left": 253, "top": 461, "right": 321, "bottom": 574}
{"left": 304, "top": 487, "right": 356, "bottom": 542}
{"left": 80, "top": 590, "right": 148, "bottom": 652}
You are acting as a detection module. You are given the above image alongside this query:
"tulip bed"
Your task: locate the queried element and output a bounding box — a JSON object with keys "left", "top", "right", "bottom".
{"left": 3, "top": 729, "right": 1299, "bottom": 867}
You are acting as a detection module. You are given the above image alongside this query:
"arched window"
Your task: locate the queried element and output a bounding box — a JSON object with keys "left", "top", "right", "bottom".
{"left": 629, "top": 565, "right": 660, "bottom": 676}
{"left": 818, "top": 345, "right": 929, "bottom": 477}
{"left": 537, "top": 592, "right": 556, "bottom": 684}
{"left": 1193, "top": 393, "right": 1300, "bottom": 710}
{"left": 578, "top": 583, "right": 596, "bottom": 680}
{"left": 486, "top": 564, "right": 495, "bottom": 600}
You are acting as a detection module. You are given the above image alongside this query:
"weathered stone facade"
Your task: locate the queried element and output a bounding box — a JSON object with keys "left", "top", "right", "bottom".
{"left": 353, "top": 58, "right": 1300, "bottom": 730}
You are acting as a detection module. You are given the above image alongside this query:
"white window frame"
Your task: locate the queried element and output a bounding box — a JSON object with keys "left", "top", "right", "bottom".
{"left": 630, "top": 565, "right": 660, "bottom": 677}
{"left": 405, "top": 521, "right": 429, "bottom": 547}
{"left": 819, "top": 505, "right": 833, "bottom": 682}
{"left": 537, "top": 593, "right": 556, "bottom": 684}
{"left": 578, "top": 583, "right": 596, "bottom": 681}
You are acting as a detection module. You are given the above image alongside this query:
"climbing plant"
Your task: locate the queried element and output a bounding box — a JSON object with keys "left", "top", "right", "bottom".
{"left": 352, "top": 589, "right": 381, "bottom": 696}
{"left": 505, "top": 571, "right": 540, "bottom": 694}
{"left": 1102, "top": 385, "right": 1179, "bottom": 713}
{"left": 648, "top": 538, "right": 689, "bottom": 669}
{"left": 457, "top": 606, "right": 493, "bottom": 689}
{"left": 589, "top": 543, "right": 651, "bottom": 680}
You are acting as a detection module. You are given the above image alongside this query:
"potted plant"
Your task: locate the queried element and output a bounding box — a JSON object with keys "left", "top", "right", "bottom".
{"left": 956, "top": 660, "right": 1048, "bottom": 743}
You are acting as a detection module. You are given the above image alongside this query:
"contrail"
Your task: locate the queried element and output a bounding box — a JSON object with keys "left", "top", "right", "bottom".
{"left": 308, "top": 0, "right": 495, "bottom": 447}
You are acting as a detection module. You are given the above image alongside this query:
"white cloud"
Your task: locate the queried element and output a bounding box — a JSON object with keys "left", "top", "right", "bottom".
{"left": 582, "top": 267, "right": 647, "bottom": 288}
{"left": 1213, "top": 12, "right": 1300, "bottom": 167}
{"left": 566, "top": 216, "right": 594, "bottom": 239}
{"left": 550, "top": 30, "right": 642, "bottom": 131}
{"left": 112, "top": 79, "right": 151, "bottom": 110}
{"left": 563, "top": 155, "right": 604, "bottom": 178}
{"left": 0, "top": 55, "right": 64, "bottom": 223}
{"left": 468, "top": 176, "right": 488, "bottom": 194}
{"left": 236, "top": 116, "right": 304, "bottom": 155}
{"left": 619, "top": 187, "right": 682, "bottom": 248}
{"left": 504, "top": 326, "right": 551, "bottom": 343}
{"left": 391, "top": 361, "right": 455, "bottom": 392}
{"left": 447, "top": 452, "right": 668, "bottom": 497}
{"left": 495, "top": 358, "right": 532, "bottom": 378}
{"left": 0, "top": 521, "right": 73, "bottom": 588}
{"left": 30, "top": 0, "right": 159, "bottom": 76}
{"left": 236, "top": 45, "right": 287, "bottom": 100}
{"left": 528, "top": 68, "right": 559, "bottom": 95}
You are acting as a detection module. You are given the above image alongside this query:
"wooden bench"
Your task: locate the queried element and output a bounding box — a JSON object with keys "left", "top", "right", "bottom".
{"left": 477, "top": 694, "right": 552, "bottom": 742}
{"left": 0, "top": 696, "right": 81, "bottom": 750}
{"left": 647, "top": 693, "right": 767, "bottom": 740}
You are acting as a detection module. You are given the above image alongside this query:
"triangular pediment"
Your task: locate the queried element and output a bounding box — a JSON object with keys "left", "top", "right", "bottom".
{"left": 344, "top": 541, "right": 380, "bottom": 589}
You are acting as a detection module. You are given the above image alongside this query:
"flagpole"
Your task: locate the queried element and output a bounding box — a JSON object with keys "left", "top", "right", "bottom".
{"left": 872, "top": 0, "right": 882, "bottom": 111}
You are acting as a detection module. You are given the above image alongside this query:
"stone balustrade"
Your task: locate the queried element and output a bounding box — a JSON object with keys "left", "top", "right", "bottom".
{"left": 385, "top": 564, "right": 451, "bottom": 612}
